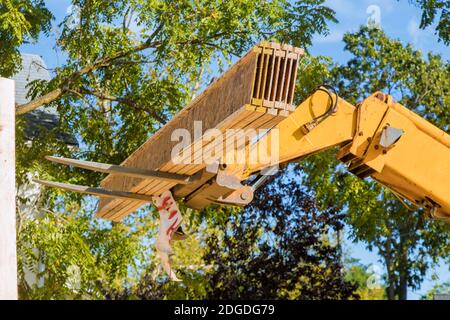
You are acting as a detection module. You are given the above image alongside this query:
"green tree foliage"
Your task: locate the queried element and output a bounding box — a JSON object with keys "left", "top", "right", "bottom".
{"left": 405, "top": 0, "right": 449, "bottom": 45}
{"left": 344, "top": 259, "right": 387, "bottom": 300}
{"left": 201, "top": 165, "right": 358, "bottom": 299}
{"left": 0, "top": 0, "right": 53, "bottom": 77}
{"left": 334, "top": 26, "right": 450, "bottom": 131}
{"left": 18, "top": 208, "right": 156, "bottom": 299}
{"left": 14, "top": 1, "right": 341, "bottom": 299}
{"left": 116, "top": 167, "right": 358, "bottom": 300}
{"left": 300, "top": 26, "right": 450, "bottom": 300}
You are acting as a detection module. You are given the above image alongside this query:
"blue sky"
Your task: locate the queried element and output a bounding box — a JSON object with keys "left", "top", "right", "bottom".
{"left": 20, "top": 0, "right": 449, "bottom": 299}
{"left": 311, "top": 0, "right": 449, "bottom": 61}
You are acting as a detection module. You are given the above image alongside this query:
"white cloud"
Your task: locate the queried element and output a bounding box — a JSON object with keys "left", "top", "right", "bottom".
{"left": 407, "top": 16, "right": 430, "bottom": 48}
{"left": 408, "top": 17, "right": 420, "bottom": 44}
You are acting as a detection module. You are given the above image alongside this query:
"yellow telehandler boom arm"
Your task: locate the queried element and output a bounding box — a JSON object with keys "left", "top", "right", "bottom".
{"left": 246, "top": 88, "right": 450, "bottom": 221}
{"left": 35, "top": 86, "right": 450, "bottom": 222}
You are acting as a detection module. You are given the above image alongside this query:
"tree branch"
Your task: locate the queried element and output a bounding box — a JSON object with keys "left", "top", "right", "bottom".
{"left": 16, "top": 39, "right": 163, "bottom": 115}
{"left": 15, "top": 28, "right": 243, "bottom": 115}
{"left": 16, "top": 87, "right": 64, "bottom": 115}
{"left": 76, "top": 87, "right": 167, "bottom": 124}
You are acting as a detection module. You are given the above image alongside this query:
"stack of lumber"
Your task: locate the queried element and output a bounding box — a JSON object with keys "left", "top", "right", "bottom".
{"left": 97, "top": 41, "right": 304, "bottom": 221}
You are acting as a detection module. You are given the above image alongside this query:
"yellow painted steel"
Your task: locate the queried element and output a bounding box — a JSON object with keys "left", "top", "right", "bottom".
{"left": 359, "top": 94, "right": 450, "bottom": 220}
{"left": 245, "top": 89, "right": 357, "bottom": 173}
{"left": 245, "top": 89, "right": 450, "bottom": 221}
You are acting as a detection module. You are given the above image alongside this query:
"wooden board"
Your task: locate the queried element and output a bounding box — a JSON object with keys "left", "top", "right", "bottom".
{"left": 97, "top": 42, "right": 304, "bottom": 221}
{"left": 0, "top": 78, "right": 18, "bottom": 299}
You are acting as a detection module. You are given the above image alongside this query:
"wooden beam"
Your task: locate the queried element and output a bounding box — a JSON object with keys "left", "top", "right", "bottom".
{"left": 0, "top": 78, "right": 17, "bottom": 300}
{"left": 97, "top": 42, "right": 304, "bottom": 221}
{"left": 45, "top": 156, "right": 196, "bottom": 184}
{"left": 33, "top": 179, "right": 154, "bottom": 202}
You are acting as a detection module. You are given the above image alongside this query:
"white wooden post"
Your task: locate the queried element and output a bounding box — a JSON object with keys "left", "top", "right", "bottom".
{"left": 0, "top": 78, "right": 17, "bottom": 300}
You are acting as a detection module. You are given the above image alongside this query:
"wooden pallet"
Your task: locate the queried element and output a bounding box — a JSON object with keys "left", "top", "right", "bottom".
{"left": 97, "top": 41, "right": 304, "bottom": 221}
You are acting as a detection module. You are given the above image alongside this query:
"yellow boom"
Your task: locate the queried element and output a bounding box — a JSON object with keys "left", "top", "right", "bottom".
{"left": 246, "top": 88, "right": 450, "bottom": 221}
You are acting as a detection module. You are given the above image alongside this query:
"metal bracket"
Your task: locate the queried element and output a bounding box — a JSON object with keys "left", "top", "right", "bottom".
{"left": 216, "top": 170, "right": 244, "bottom": 189}
{"left": 426, "top": 207, "right": 450, "bottom": 223}
{"left": 250, "top": 165, "right": 279, "bottom": 191}
{"left": 206, "top": 160, "right": 244, "bottom": 190}
{"left": 212, "top": 185, "right": 254, "bottom": 206}
{"left": 379, "top": 125, "right": 404, "bottom": 149}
